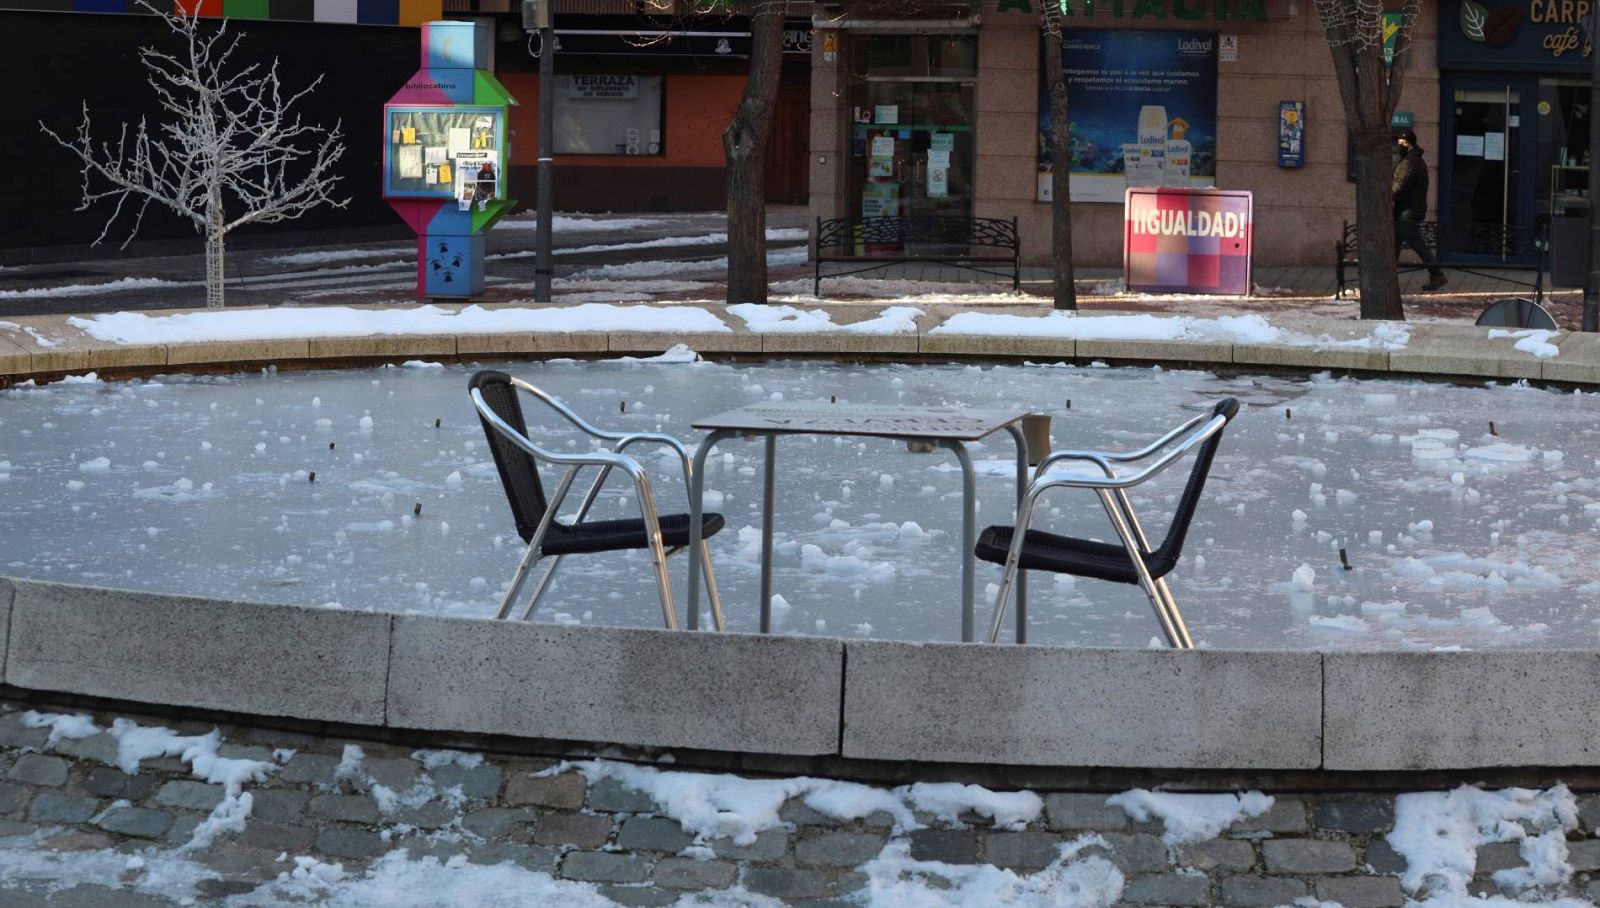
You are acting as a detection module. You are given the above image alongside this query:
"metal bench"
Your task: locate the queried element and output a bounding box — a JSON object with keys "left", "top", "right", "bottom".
{"left": 814, "top": 215, "right": 1020, "bottom": 296}
{"left": 1335, "top": 220, "right": 1546, "bottom": 301}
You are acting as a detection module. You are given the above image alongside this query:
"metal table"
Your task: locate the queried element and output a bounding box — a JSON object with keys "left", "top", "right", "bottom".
{"left": 685, "top": 403, "right": 1030, "bottom": 643}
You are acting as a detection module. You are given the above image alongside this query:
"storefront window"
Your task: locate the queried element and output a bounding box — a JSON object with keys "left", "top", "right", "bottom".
{"left": 1536, "top": 78, "right": 1591, "bottom": 221}
{"left": 555, "top": 75, "right": 664, "bottom": 156}
{"left": 846, "top": 34, "right": 977, "bottom": 233}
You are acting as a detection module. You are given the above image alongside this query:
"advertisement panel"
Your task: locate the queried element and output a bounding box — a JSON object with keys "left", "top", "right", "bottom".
{"left": 1038, "top": 30, "right": 1218, "bottom": 203}
{"left": 1123, "top": 188, "right": 1253, "bottom": 295}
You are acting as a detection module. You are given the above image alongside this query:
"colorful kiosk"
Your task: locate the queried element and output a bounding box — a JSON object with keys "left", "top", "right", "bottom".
{"left": 383, "top": 21, "right": 517, "bottom": 299}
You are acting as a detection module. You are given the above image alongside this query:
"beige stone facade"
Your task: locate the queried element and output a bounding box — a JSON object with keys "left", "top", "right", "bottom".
{"left": 808, "top": 0, "right": 1443, "bottom": 269}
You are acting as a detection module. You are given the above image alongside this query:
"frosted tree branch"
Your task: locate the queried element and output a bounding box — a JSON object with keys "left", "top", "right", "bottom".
{"left": 38, "top": 0, "right": 348, "bottom": 307}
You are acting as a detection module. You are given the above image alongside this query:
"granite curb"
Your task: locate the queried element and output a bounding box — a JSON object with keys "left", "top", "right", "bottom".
{"left": 0, "top": 306, "right": 1585, "bottom": 387}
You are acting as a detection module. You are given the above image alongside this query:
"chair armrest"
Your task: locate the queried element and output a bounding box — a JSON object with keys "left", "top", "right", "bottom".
{"left": 614, "top": 432, "right": 698, "bottom": 505}
{"left": 1033, "top": 411, "right": 1208, "bottom": 475}
{"left": 1032, "top": 450, "right": 1117, "bottom": 483}
{"left": 1028, "top": 413, "right": 1227, "bottom": 493}
{"left": 508, "top": 376, "right": 637, "bottom": 443}
{"left": 471, "top": 388, "right": 648, "bottom": 480}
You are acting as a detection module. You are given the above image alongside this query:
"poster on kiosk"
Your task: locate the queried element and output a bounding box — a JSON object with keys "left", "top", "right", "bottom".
{"left": 383, "top": 21, "right": 517, "bottom": 299}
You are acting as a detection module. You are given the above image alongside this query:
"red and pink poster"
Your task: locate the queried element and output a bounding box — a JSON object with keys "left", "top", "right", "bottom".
{"left": 1123, "top": 188, "right": 1253, "bottom": 296}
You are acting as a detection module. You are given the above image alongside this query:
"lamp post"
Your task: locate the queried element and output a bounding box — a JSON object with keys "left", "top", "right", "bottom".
{"left": 525, "top": 0, "right": 554, "bottom": 303}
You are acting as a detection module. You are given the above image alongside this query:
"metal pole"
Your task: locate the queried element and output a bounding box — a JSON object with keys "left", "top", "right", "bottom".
{"left": 759, "top": 436, "right": 777, "bottom": 633}
{"left": 1587, "top": 12, "right": 1600, "bottom": 330}
{"left": 535, "top": 23, "right": 555, "bottom": 303}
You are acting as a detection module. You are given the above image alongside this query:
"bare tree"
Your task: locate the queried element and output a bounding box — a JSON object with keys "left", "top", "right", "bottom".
{"left": 724, "top": 0, "right": 785, "bottom": 304}
{"left": 1041, "top": 1, "right": 1076, "bottom": 310}
{"left": 41, "top": 2, "right": 347, "bottom": 308}
{"left": 1316, "top": 0, "right": 1419, "bottom": 320}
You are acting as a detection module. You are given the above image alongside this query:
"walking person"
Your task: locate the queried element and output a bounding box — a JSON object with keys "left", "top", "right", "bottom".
{"left": 1393, "top": 130, "right": 1447, "bottom": 291}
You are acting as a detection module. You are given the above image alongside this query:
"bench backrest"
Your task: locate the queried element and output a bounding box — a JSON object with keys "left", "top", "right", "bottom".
{"left": 817, "top": 216, "right": 1018, "bottom": 252}
{"left": 1341, "top": 219, "right": 1546, "bottom": 258}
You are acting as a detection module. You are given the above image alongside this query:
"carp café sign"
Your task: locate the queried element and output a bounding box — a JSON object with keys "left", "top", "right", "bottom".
{"left": 1123, "top": 187, "right": 1254, "bottom": 295}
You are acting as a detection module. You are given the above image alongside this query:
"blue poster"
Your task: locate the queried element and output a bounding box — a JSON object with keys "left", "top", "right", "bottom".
{"left": 1038, "top": 30, "right": 1219, "bottom": 203}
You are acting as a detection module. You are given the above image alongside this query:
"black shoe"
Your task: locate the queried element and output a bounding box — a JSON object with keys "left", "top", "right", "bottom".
{"left": 1421, "top": 275, "right": 1448, "bottom": 292}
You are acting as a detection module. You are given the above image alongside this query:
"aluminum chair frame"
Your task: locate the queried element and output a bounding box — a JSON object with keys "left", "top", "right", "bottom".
{"left": 470, "top": 376, "right": 724, "bottom": 632}
{"left": 985, "top": 404, "right": 1235, "bottom": 649}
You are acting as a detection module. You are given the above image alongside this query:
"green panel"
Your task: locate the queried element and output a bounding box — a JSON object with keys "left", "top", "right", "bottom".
{"left": 473, "top": 198, "right": 516, "bottom": 233}
{"left": 473, "top": 71, "right": 519, "bottom": 108}
{"left": 224, "top": 0, "right": 270, "bottom": 17}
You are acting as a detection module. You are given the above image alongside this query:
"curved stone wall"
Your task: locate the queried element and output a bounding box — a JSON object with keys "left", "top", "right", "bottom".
{"left": 5, "top": 577, "right": 1599, "bottom": 774}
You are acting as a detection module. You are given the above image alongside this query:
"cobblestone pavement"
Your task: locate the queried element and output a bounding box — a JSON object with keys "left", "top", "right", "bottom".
{"left": 4, "top": 701, "right": 1600, "bottom": 906}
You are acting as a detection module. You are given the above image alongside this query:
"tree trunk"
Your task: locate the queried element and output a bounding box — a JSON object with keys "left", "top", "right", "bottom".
{"left": 1044, "top": 32, "right": 1076, "bottom": 310}
{"left": 205, "top": 214, "right": 226, "bottom": 309}
{"left": 1322, "top": 29, "right": 1407, "bottom": 321}
{"left": 1351, "top": 123, "right": 1403, "bottom": 320}
{"left": 723, "top": 0, "right": 784, "bottom": 305}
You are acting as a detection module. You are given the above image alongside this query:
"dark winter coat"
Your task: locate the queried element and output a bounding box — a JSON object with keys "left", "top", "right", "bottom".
{"left": 1392, "top": 148, "right": 1429, "bottom": 221}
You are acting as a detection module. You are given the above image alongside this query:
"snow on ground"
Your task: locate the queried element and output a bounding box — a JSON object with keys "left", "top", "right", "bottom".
{"left": 569, "top": 248, "right": 809, "bottom": 281}
{"left": 0, "top": 276, "right": 189, "bottom": 299}
{"left": 930, "top": 311, "right": 1416, "bottom": 351}
{"left": 1105, "top": 789, "right": 1274, "bottom": 846}
{"left": 66, "top": 303, "right": 731, "bottom": 344}
{"left": 1388, "top": 785, "right": 1590, "bottom": 905}
{"left": 728, "top": 303, "right": 923, "bottom": 334}
{"left": 493, "top": 213, "right": 669, "bottom": 232}
{"left": 263, "top": 247, "right": 414, "bottom": 266}
{"left": 771, "top": 276, "right": 1028, "bottom": 303}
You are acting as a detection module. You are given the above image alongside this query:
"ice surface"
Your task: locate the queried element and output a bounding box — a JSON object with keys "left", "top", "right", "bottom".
{"left": 5, "top": 361, "right": 1600, "bottom": 650}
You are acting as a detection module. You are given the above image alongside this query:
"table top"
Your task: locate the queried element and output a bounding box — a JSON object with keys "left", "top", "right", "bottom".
{"left": 693, "top": 402, "right": 1030, "bottom": 441}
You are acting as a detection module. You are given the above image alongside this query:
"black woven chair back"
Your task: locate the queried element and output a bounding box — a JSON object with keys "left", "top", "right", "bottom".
{"left": 470, "top": 370, "right": 551, "bottom": 544}
{"left": 1150, "top": 398, "right": 1238, "bottom": 573}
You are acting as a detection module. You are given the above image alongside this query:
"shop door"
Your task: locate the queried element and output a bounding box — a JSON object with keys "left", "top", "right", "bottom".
{"left": 853, "top": 79, "right": 974, "bottom": 252}
{"left": 764, "top": 86, "right": 811, "bottom": 205}
{"left": 1439, "top": 77, "right": 1538, "bottom": 262}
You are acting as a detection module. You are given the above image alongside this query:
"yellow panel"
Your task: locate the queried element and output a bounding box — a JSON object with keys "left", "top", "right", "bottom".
{"left": 398, "top": 0, "right": 439, "bottom": 26}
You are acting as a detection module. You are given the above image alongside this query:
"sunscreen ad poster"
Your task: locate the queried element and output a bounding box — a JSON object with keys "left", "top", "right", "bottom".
{"left": 1038, "top": 30, "right": 1219, "bottom": 203}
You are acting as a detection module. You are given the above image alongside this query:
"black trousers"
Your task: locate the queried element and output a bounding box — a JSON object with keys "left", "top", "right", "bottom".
{"left": 1394, "top": 215, "right": 1445, "bottom": 279}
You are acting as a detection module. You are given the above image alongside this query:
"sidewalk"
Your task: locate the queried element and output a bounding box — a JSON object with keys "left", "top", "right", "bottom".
{"left": 0, "top": 206, "right": 1578, "bottom": 327}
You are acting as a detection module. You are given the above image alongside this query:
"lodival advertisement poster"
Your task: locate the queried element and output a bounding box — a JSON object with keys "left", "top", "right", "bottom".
{"left": 1038, "top": 29, "right": 1219, "bottom": 203}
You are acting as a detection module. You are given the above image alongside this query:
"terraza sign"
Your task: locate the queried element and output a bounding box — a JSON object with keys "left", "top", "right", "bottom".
{"left": 568, "top": 75, "right": 638, "bottom": 99}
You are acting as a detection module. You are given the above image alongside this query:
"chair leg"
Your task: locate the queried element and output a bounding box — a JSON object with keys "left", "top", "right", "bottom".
{"left": 987, "top": 496, "right": 1040, "bottom": 643}
{"left": 496, "top": 543, "right": 543, "bottom": 621}
{"left": 517, "top": 555, "right": 564, "bottom": 622}
{"left": 1152, "top": 577, "right": 1194, "bottom": 649}
{"left": 699, "top": 541, "right": 726, "bottom": 632}
{"left": 1097, "top": 490, "right": 1193, "bottom": 650}
{"left": 634, "top": 480, "right": 679, "bottom": 630}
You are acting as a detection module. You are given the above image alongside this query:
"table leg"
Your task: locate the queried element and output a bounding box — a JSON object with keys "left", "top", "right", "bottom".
{"left": 1003, "top": 422, "right": 1029, "bottom": 644}
{"left": 687, "top": 429, "right": 734, "bottom": 631}
{"left": 760, "top": 435, "right": 777, "bottom": 633}
{"left": 940, "top": 441, "right": 978, "bottom": 642}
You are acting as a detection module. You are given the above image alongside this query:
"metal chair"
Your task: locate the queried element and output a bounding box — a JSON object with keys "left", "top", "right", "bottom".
{"left": 468, "top": 370, "right": 726, "bottom": 630}
{"left": 975, "top": 398, "right": 1239, "bottom": 649}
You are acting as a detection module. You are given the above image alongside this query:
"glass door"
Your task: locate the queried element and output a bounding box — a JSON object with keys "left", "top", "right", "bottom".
{"left": 1439, "top": 77, "right": 1538, "bottom": 262}
{"left": 847, "top": 34, "right": 977, "bottom": 253}
{"left": 857, "top": 79, "right": 974, "bottom": 219}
